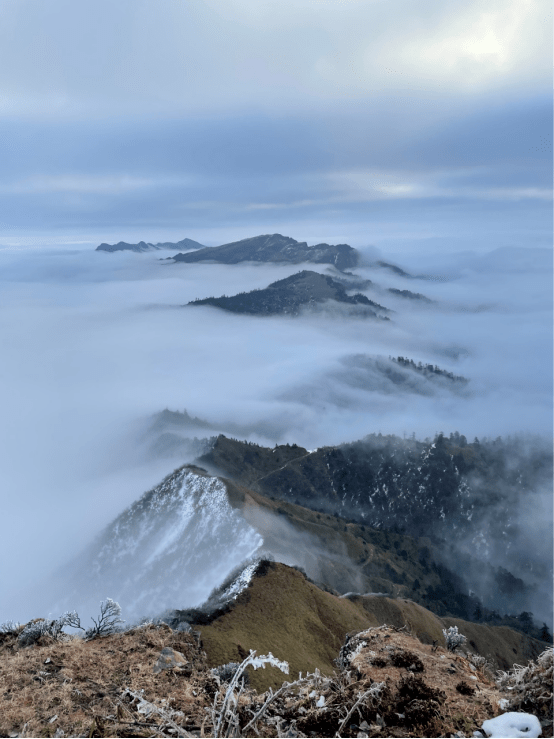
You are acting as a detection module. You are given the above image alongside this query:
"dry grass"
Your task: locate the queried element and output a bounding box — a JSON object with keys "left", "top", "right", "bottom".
{"left": 0, "top": 618, "right": 549, "bottom": 738}
{"left": 194, "top": 562, "right": 371, "bottom": 692}
{"left": 0, "top": 624, "right": 210, "bottom": 737}
{"left": 496, "top": 647, "right": 553, "bottom": 737}
{"left": 1, "top": 564, "right": 549, "bottom": 737}
{"left": 342, "top": 625, "right": 502, "bottom": 737}
{"left": 442, "top": 617, "right": 547, "bottom": 671}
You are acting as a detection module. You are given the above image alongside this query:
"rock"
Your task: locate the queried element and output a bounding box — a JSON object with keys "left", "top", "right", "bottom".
{"left": 153, "top": 647, "right": 190, "bottom": 674}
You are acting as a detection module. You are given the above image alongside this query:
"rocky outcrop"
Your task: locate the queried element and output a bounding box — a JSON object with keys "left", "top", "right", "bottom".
{"left": 153, "top": 646, "right": 191, "bottom": 674}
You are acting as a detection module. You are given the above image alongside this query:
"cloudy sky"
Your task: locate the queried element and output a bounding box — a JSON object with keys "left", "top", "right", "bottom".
{"left": 0, "top": 0, "right": 551, "bottom": 250}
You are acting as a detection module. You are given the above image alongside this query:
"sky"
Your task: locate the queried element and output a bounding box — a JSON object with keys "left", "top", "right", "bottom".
{"left": 0, "top": 1, "right": 552, "bottom": 622}
{"left": 0, "top": 0, "right": 551, "bottom": 250}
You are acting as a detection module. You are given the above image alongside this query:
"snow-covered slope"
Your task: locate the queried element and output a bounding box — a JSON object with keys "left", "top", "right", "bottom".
{"left": 62, "top": 466, "right": 263, "bottom": 619}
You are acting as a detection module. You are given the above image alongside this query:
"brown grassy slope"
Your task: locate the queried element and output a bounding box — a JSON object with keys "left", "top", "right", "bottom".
{"left": 1, "top": 623, "right": 549, "bottom": 739}
{"left": 351, "top": 594, "right": 446, "bottom": 645}
{"left": 1, "top": 576, "right": 550, "bottom": 738}
{"left": 340, "top": 625, "right": 505, "bottom": 738}
{"left": 442, "top": 617, "right": 547, "bottom": 671}
{"left": 194, "top": 563, "right": 549, "bottom": 693}
{"left": 194, "top": 562, "right": 371, "bottom": 692}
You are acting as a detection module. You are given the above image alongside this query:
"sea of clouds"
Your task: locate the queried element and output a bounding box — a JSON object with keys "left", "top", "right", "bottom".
{"left": 0, "top": 240, "right": 551, "bottom": 622}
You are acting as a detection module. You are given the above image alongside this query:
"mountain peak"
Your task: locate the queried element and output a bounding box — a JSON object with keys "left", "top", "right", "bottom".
{"left": 188, "top": 269, "right": 389, "bottom": 317}
{"left": 172, "top": 233, "right": 359, "bottom": 270}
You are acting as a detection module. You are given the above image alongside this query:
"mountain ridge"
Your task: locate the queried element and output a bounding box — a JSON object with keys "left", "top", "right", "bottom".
{"left": 2, "top": 575, "right": 550, "bottom": 738}
{"left": 171, "top": 233, "right": 359, "bottom": 271}
{"left": 188, "top": 269, "right": 389, "bottom": 317}
{"left": 96, "top": 237, "right": 205, "bottom": 253}
{"left": 197, "top": 433, "right": 553, "bottom": 624}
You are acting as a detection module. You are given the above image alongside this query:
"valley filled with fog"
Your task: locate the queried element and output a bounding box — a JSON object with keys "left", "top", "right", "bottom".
{"left": 0, "top": 240, "right": 551, "bottom": 623}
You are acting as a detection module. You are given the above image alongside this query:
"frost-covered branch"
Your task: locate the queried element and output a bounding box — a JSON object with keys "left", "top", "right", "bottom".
{"left": 85, "top": 598, "right": 124, "bottom": 640}
{"left": 14, "top": 601, "right": 124, "bottom": 646}
{"left": 496, "top": 647, "right": 553, "bottom": 717}
{"left": 443, "top": 625, "right": 466, "bottom": 652}
{"left": 336, "top": 682, "right": 385, "bottom": 737}
{"left": 0, "top": 620, "right": 21, "bottom": 633}
{"left": 122, "top": 688, "right": 194, "bottom": 738}
{"left": 18, "top": 611, "right": 80, "bottom": 646}
{"left": 242, "top": 674, "right": 315, "bottom": 735}
{"left": 213, "top": 650, "right": 289, "bottom": 738}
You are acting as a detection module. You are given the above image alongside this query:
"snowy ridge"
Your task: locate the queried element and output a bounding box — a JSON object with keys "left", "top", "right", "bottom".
{"left": 64, "top": 467, "right": 263, "bottom": 619}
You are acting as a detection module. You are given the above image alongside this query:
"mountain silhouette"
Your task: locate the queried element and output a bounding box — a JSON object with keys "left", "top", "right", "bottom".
{"left": 96, "top": 237, "right": 205, "bottom": 252}
{"left": 171, "top": 233, "right": 358, "bottom": 271}
{"left": 188, "top": 269, "right": 389, "bottom": 316}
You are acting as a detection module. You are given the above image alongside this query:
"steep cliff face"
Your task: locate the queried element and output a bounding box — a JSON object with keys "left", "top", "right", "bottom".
{"left": 52, "top": 445, "right": 551, "bottom": 640}
{"left": 59, "top": 466, "right": 263, "bottom": 619}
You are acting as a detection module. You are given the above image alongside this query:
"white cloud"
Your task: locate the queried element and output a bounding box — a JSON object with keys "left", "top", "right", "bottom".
{"left": 0, "top": 244, "right": 551, "bottom": 622}
{"left": 325, "top": 167, "right": 553, "bottom": 202}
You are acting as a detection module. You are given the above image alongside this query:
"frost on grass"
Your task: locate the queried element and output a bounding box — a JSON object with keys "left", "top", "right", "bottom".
{"left": 211, "top": 650, "right": 290, "bottom": 738}
{"left": 496, "top": 647, "right": 553, "bottom": 722}
{"left": 0, "top": 620, "right": 21, "bottom": 634}
{"left": 443, "top": 625, "right": 467, "bottom": 652}
{"left": 18, "top": 611, "right": 81, "bottom": 646}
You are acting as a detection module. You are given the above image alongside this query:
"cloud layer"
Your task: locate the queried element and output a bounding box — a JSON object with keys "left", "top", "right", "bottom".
{"left": 0, "top": 1, "right": 550, "bottom": 243}
{"left": 0, "top": 243, "right": 551, "bottom": 621}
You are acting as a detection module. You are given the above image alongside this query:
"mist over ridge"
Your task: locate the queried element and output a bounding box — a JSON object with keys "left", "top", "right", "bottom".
{"left": 0, "top": 237, "right": 551, "bottom": 627}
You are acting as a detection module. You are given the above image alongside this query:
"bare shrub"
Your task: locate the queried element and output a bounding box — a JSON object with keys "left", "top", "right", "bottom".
{"left": 15, "top": 600, "right": 123, "bottom": 647}
{"left": 83, "top": 598, "right": 124, "bottom": 640}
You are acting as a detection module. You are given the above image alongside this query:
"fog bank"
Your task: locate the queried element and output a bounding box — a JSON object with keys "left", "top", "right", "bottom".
{"left": 0, "top": 243, "right": 551, "bottom": 622}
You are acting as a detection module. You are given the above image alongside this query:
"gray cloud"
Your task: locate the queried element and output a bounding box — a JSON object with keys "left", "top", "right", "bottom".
{"left": 0, "top": 0, "right": 549, "bottom": 119}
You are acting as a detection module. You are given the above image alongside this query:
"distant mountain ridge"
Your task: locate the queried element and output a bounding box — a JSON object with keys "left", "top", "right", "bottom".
{"left": 197, "top": 432, "right": 553, "bottom": 621}
{"left": 388, "top": 288, "right": 434, "bottom": 302}
{"left": 53, "top": 458, "right": 551, "bottom": 647}
{"left": 188, "top": 269, "right": 389, "bottom": 317}
{"left": 55, "top": 463, "right": 474, "bottom": 623}
{"left": 171, "top": 233, "right": 359, "bottom": 270}
{"left": 96, "top": 237, "right": 205, "bottom": 253}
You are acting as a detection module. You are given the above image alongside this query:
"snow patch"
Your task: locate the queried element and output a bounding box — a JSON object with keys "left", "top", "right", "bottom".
{"left": 480, "top": 712, "right": 542, "bottom": 738}
{"left": 62, "top": 468, "right": 263, "bottom": 619}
